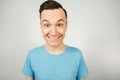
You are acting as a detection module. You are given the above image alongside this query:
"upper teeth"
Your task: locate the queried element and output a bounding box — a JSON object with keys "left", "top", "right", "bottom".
{"left": 49, "top": 36, "right": 60, "bottom": 39}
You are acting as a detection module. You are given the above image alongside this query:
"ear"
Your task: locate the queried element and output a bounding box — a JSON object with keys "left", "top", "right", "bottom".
{"left": 65, "top": 21, "right": 68, "bottom": 32}
{"left": 40, "top": 21, "right": 42, "bottom": 28}
{"left": 40, "top": 21, "right": 42, "bottom": 33}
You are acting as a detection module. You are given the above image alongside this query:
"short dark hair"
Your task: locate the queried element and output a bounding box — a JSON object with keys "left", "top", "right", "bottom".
{"left": 39, "top": 0, "right": 67, "bottom": 18}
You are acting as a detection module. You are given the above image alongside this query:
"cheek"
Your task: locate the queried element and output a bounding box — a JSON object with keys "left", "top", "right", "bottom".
{"left": 58, "top": 28, "right": 67, "bottom": 35}
{"left": 41, "top": 28, "right": 49, "bottom": 35}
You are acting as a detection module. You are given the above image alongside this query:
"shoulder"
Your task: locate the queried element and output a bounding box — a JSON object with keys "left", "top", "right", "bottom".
{"left": 67, "top": 45, "right": 82, "bottom": 53}
{"left": 66, "top": 45, "right": 83, "bottom": 57}
{"left": 27, "top": 45, "right": 44, "bottom": 57}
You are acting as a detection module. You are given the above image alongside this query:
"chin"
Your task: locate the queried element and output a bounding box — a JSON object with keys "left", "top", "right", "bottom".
{"left": 47, "top": 43, "right": 61, "bottom": 47}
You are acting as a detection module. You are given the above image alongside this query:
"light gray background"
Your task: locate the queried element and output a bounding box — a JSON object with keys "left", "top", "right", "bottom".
{"left": 0, "top": 0, "right": 120, "bottom": 80}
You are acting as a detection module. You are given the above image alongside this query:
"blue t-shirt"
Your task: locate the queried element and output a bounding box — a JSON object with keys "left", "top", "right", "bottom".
{"left": 22, "top": 45, "right": 89, "bottom": 80}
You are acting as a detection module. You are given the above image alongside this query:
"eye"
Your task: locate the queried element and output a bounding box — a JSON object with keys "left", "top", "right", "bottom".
{"left": 57, "top": 23, "right": 63, "bottom": 27}
{"left": 43, "top": 24, "right": 50, "bottom": 28}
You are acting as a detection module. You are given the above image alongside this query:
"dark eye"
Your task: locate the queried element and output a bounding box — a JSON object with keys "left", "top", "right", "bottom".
{"left": 57, "top": 24, "right": 63, "bottom": 27}
{"left": 44, "top": 24, "right": 50, "bottom": 28}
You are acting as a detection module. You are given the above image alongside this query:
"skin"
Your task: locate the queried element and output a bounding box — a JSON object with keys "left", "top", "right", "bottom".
{"left": 26, "top": 76, "right": 86, "bottom": 80}
{"left": 40, "top": 8, "right": 67, "bottom": 55}
{"left": 26, "top": 77, "right": 33, "bottom": 80}
{"left": 26, "top": 8, "right": 86, "bottom": 80}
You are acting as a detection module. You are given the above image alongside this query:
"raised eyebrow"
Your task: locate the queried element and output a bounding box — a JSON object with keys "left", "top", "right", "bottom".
{"left": 41, "top": 19, "right": 65, "bottom": 23}
{"left": 41, "top": 19, "right": 49, "bottom": 23}
{"left": 58, "top": 19, "right": 65, "bottom": 22}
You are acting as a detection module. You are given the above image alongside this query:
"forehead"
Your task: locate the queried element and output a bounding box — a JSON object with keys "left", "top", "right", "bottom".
{"left": 41, "top": 8, "right": 67, "bottom": 22}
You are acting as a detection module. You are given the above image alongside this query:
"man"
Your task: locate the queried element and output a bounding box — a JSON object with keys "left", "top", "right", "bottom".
{"left": 22, "top": 0, "right": 89, "bottom": 80}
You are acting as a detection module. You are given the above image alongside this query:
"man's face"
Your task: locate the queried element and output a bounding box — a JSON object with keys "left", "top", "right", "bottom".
{"left": 40, "top": 8, "right": 67, "bottom": 47}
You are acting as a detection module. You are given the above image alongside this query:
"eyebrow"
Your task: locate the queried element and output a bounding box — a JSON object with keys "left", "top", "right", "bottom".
{"left": 41, "top": 19, "right": 49, "bottom": 23}
{"left": 58, "top": 19, "right": 65, "bottom": 22}
{"left": 41, "top": 19, "right": 65, "bottom": 23}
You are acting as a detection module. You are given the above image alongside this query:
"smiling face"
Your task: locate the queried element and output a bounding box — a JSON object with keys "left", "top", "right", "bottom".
{"left": 40, "top": 8, "right": 67, "bottom": 47}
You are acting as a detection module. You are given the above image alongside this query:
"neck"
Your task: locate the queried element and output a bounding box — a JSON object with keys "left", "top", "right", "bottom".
{"left": 45, "top": 43, "right": 66, "bottom": 55}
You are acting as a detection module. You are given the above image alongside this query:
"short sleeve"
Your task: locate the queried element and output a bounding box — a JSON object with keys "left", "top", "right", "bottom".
{"left": 76, "top": 54, "right": 89, "bottom": 80}
{"left": 22, "top": 51, "right": 34, "bottom": 78}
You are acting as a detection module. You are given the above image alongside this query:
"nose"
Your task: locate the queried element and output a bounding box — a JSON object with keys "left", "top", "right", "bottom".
{"left": 50, "top": 27, "right": 57, "bottom": 35}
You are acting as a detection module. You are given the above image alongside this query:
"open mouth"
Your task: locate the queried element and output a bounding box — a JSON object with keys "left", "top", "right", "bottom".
{"left": 47, "top": 35, "right": 61, "bottom": 42}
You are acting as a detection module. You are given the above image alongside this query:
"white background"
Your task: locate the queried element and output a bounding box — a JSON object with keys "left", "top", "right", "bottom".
{"left": 0, "top": 0, "right": 120, "bottom": 80}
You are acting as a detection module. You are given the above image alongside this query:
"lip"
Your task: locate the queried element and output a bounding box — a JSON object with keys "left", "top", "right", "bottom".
{"left": 47, "top": 35, "right": 61, "bottom": 42}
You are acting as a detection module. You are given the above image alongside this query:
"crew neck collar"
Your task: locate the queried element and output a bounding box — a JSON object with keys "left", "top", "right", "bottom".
{"left": 42, "top": 45, "right": 68, "bottom": 56}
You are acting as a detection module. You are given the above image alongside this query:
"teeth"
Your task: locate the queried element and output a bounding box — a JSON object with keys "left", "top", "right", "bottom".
{"left": 48, "top": 36, "right": 60, "bottom": 40}
{"left": 50, "top": 36, "right": 59, "bottom": 39}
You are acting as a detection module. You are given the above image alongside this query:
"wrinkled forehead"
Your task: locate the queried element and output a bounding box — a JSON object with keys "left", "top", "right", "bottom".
{"left": 40, "top": 8, "right": 67, "bottom": 22}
